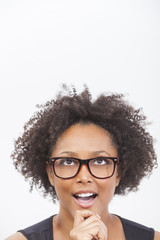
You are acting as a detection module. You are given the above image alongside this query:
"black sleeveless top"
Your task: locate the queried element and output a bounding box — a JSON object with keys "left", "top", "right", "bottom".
{"left": 18, "top": 215, "right": 155, "bottom": 240}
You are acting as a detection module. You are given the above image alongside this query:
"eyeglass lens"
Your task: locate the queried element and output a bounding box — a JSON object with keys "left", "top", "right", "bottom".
{"left": 54, "top": 157, "right": 115, "bottom": 179}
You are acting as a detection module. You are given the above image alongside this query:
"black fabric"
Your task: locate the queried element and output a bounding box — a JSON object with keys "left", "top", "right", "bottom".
{"left": 18, "top": 215, "right": 155, "bottom": 240}
{"left": 18, "top": 216, "right": 53, "bottom": 240}
{"left": 119, "top": 216, "right": 154, "bottom": 240}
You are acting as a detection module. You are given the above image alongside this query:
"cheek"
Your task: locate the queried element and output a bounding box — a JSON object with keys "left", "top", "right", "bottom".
{"left": 100, "top": 177, "right": 117, "bottom": 199}
{"left": 53, "top": 179, "right": 71, "bottom": 200}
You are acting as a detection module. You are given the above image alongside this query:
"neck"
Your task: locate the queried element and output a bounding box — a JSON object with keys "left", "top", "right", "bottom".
{"left": 54, "top": 207, "right": 75, "bottom": 240}
{"left": 100, "top": 208, "right": 112, "bottom": 225}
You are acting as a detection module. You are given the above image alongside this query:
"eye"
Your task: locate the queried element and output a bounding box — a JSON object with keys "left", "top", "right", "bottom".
{"left": 92, "top": 158, "right": 111, "bottom": 165}
{"left": 58, "top": 158, "right": 77, "bottom": 166}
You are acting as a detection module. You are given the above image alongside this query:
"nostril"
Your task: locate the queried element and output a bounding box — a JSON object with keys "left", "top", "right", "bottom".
{"left": 77, "top": 174, "right": 93, "bottom": 184}
{"left": 77, "top": 177, "right": 92, "bottom": 181}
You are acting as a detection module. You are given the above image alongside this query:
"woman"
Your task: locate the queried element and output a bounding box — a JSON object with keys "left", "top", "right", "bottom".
{"left": 6, "top": 85, "right": 160, "bottom": 240}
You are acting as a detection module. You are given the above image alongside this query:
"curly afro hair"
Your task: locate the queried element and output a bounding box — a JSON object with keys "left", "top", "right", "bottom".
{"left": 11, "top": 84, "right": 157, "bottom": 201}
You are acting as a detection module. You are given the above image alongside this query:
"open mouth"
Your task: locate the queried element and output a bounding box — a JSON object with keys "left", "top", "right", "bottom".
{"left": 72, "top": 192, "right": 98, "bottom": 208}
{"left": 73, "top": 193, "right": 97, "bottom": 201}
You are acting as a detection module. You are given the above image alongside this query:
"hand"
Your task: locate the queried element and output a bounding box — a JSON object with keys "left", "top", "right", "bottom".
{"left": 70, "top": 210, "right": 107, "bottom": 240}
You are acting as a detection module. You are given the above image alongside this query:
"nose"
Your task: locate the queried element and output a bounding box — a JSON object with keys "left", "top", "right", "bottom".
{"left": 76, "top": 164, "right": 93, "bottom": 184}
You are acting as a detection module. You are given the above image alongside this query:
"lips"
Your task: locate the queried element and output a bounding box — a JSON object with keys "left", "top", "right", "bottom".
{"left": 72, "top": 191, "right": 98, "bottom": 208}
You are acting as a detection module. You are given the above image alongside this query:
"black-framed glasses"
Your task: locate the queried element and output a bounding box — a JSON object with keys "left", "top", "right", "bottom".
{"left": 49, "top": 157, "right": 119, "bottom": 179}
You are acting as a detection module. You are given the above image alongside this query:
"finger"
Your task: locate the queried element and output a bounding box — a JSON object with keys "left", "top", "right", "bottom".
{"left": 74, "top": 213, "right": 101, "bottom": 229}
{"left": 78, "top": 222, "right": 107, "bottom": 240}
{"left": 89, "top": 222, "right": 107, "bottom": 240}
{"left": 70, "top": 222, "right": 107, "bottom": 240}
{"left": 73, "top": 210, "right": 97, "bottom": 227}
{"left": 72, "top": 210, "right": 107, "bottom": 240}
{"left": 82, "top": 217, "right": 107, "bottom": 240}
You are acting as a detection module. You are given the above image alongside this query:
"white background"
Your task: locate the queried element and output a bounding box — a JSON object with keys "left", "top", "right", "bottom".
{"left": 0, "top": 0, "right": 160, "bottom": 239}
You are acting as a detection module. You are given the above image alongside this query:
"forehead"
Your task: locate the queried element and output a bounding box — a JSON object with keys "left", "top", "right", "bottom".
{"left": 52, "top": 123, "right": 117, "bottom": 156}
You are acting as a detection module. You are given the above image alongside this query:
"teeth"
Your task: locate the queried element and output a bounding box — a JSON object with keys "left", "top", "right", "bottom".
{"left": 76, "top": 193, "right": 94, "bottom": 197}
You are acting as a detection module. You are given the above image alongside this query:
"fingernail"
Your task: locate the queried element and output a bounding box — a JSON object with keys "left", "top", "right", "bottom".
{"left": 96, "top": 214, "right": 101, "bottom": 219}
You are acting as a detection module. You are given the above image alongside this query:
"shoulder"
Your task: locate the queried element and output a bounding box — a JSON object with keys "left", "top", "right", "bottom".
{"left": 20, "top": 216, "right": 52, "bottom": 234}
{"left": 5, "top": 232, "right": 27, "bottom": 240}
{"left": 118, "top": 216, "right": 155, "bottom": 239}
{"left": 154, "top": 231, "right": 160, "bottom": 240}
{"left": 119, "top": 215, "right": 154, "bottom": 231}
{"left": 5, "top": 216, "right": 54, "bottom": 240}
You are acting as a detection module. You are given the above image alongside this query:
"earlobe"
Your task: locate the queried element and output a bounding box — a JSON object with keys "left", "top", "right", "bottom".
{"left": 116, "top": 179, "right": 120, "bottom": 187}
{"left": 46, "top": 163, "right": 54, "bottom": 186}
{"left": 116, "top": 174, "right": 121, "bottom": 187}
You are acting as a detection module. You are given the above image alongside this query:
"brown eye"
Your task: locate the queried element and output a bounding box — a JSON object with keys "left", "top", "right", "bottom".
{"left": 58, "top": 158, "right": 77, "bottom": 166}
{"left": 92, "top": 158, "right": 111, "bottom": 165}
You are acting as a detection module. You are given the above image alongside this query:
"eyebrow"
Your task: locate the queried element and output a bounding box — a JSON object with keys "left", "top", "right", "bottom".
{"left": 92, "top": 151, "right": 111, "bottom": 156}
{"left": 91, "top": 151, "right": 112, "bottom": 157}
{"left": 57, "top": 150, "right": 112, "bottom": 157}
{"left": 58, "top": 151, "right": 75, "bottom": 156}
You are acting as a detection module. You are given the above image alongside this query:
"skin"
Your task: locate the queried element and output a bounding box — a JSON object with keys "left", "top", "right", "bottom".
{"left": 48, "top": 123, "right": 122, "bottom": 240}
{"left": 5, "top": 123, "right": 160, "bottom": 240}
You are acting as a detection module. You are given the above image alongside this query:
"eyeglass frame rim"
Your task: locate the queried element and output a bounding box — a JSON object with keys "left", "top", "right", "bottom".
{"left": 49, "top": 156, "right": 119, "bottom": 179}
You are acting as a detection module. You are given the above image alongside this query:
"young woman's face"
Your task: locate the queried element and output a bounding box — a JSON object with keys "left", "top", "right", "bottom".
{"left": 47, "top": 123, "right": 120, "bottom": 221}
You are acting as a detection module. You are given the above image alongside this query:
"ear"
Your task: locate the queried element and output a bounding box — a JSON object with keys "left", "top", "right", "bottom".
{"left": 116, "top": 170, "right": 121, "bottom": 187}
{"left": 116, "top": 176, "right": 120, "bottom": 187}
{"left": 115, "top": 163, "right": 121, "bottom": 187}
{"left": 46, "top": 162, "right": 54, "bottom": 186}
